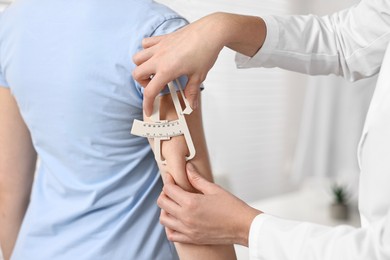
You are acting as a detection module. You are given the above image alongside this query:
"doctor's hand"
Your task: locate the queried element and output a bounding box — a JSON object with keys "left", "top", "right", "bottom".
{"left": 132, "top": 13, "right": 224, "bottom": 116}
{"left": 158, "top": 163, "right": 262, "bottom": 247}
{"left": 132, "top": 12, "right": 266, "bottom": 116}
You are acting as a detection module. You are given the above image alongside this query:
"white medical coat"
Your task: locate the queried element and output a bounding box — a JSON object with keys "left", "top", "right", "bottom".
{"left": 236, "top": 0, "right": 390, "bottom": 259}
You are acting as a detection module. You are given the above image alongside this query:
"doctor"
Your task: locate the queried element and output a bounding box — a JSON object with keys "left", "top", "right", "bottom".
{"left": 133, "top": 0, "right": 390, "bottom": 259}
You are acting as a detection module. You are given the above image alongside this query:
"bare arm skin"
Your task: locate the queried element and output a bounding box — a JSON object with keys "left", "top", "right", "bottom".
{"left": 145, "top": 92, "right": 236, "bottom": 259}
{"left": 0, "top": 88, "right": 36, "bottom": 260}
{"left": 133, "top": 12, "right": 266, "bottom": 116}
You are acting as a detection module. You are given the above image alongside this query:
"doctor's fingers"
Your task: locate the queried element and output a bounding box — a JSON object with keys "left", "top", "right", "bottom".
{"left": 142, "top": 35, "right": 165, "bottom": 49}
{"left": 160, "top": 211, "right": 195, "bottom": 243}
{"left": 132, "top": 55, "right": 156, "bottom": 84}
{"left": 157, "top": 192, "right": 181, "bottom": 216}
{"left": 143, "top": 73, "right": 173, "bottom": 116}
{"left": 133, "top": 46, "right": 156, "bottom": 66}
{"left": 132, "top": 60, "right": 155, "bottom": 87}
{"left": 165, "top": 227, "right": 195, "bottom": 244}
{"left": 160, "top": 210, "right": 186, "bottom": 234}
{"left": 183, "top": 77, "right": 201, "bottom": 110}
{"left": 162, "top": 181, "right": 196, "bottom": 206}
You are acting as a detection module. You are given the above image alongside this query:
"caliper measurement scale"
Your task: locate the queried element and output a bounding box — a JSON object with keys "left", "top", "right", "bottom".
{"left": 136, "top": 121, "right": 182, "bottom": 139}
{"left": 131, "top": 79, "right": 196, "bottom": 165}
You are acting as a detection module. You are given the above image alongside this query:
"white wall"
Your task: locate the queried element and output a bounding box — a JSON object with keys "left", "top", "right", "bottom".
{"left": 290, "top": 0, "right": 376, "bottom": 204}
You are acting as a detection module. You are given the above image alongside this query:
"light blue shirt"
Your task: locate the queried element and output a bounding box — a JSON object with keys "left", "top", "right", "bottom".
{"left": 0, "top": 1, "right": 187, "bottom": 259}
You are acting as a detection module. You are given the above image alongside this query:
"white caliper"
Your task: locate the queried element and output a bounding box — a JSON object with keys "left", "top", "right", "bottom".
{"left": 131, "top": 79, "right": 196, "bottom": 165}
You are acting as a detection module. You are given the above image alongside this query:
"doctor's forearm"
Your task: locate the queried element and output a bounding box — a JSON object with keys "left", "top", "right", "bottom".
{"left": 206, "top": 12, "right": 267, "bottom": 58}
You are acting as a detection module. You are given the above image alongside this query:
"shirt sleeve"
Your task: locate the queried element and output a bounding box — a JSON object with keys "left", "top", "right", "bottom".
{"left": 236, "top": 0, "right": 390, "bottom": 81}
{"left": 153, "top": 17, "right": 188, "bottom": 36}
{"left": 249, "top": 212, "right": 390, "bottom": 260}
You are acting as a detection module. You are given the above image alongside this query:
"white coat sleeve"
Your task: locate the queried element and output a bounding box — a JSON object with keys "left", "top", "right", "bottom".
{"left": 236, "top": 0, "right": 390, "bottom": 81}
{"left": 249, "top": 213, "right": 390, "bottom": 260}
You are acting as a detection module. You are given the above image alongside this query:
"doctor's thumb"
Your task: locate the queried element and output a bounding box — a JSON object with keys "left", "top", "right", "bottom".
{"left": 186, "top": 163, "right": 216, "bottom": 194}
{"left": 184, "top": 78, "right": 200, "bottom": 111}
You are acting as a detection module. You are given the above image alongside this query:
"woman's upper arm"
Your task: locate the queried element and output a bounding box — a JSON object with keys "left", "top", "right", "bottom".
{"left": 145, "top": 92, "right": 212, "bottom": 191}
{"left": 0, "top": 87, "right": 36, "bottom": 197}
{"left": 144, "top": 91, "right": 236, "bottom": 260}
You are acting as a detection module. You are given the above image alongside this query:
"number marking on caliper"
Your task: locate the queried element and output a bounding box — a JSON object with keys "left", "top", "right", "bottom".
{"left": 131, "top": 79, "right": 196, "bottom": 165}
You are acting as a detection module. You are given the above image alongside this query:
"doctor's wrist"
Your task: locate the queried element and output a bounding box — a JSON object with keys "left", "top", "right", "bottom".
{"left": 216, "top": 12, "right": 266, "bottom": 57}
{"left": 237, "top": 206, "right": 263, "bottom": 247}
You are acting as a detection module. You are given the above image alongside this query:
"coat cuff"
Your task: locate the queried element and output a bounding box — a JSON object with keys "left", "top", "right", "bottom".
{"left": 249, "top": 214, "right": 308, "bottom": 260}
{"left": 249, "top": 214, "right": 271, "bottom": 260}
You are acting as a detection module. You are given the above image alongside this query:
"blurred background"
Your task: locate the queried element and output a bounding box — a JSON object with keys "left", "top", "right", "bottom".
{"left": 0, "top": 0, "right": 377, "bottom": 259}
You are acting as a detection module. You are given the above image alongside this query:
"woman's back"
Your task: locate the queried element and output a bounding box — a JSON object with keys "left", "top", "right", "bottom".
{"left": 0, "top": 0, "right": 187, "bottom": 259}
